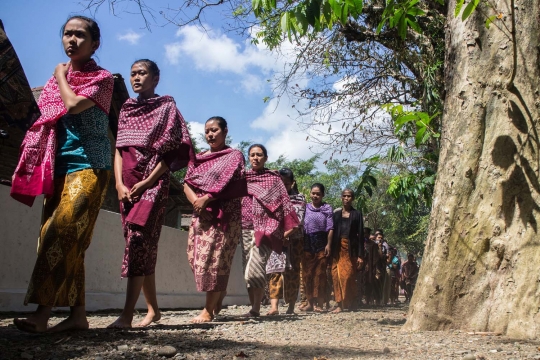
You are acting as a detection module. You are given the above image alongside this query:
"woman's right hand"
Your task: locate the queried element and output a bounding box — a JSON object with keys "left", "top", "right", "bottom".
{"left": 193, "top": 195, "right": 210, "bottom": 214}
{"left": 116, "top": 184, "right": 131, "bottom": 203}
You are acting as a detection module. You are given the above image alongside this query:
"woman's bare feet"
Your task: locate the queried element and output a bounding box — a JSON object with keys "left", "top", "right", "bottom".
{"left": 48, "top": 315, "right": 89, "bottom": 333}
{"left": 266, "top": 309, "right": 279, "bottom": 316}
{"left": 241, "top": 310, "right": 260, "bottom": 318}
{"left": 213, "top": 291, "right": 227, "bottom": 316}
{"left": 191, "top": 309, "right": 213, "bottom": 323}
{"left": 107, "top": 315, "right": 133, "bottom": 329}
{"left": 299, "top": 305, "right": 313, "bottom": 312}
{"left": 137, "top": 310, "right": 161, "bottom": 327}
{"left": 313, "top": 306, "right": 326, "bottom": 313}
{"left": 330, "top": 306, "right": 342, "bottom": 314}
{"left": 13, "top": 317, "right": 48, "bottom": 334}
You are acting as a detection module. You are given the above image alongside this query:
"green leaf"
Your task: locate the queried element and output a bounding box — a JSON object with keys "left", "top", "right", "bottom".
{"left": 415, "top": 127, "right": 427, "bottom": 147}
{"left": 455, "top": 0, "right": 465, "bottom": 17}
{"left": 306, "top": 0, "right": 321, "bottom": 26}
{"left": 397, "top": 15, "right": 408, "bottom": 39}
{"left": 329, "top": 0, "right": 342, "bottom": 20}
{"left": 462, "top": 0, "right": 480, "bottom": 21}
{"left": 281, "top": 12, "right": 290, "bottom": 33}
{"left": 395, "top": 114, "right": 418, "bottom": 125}
{"left": 485, "top": 15, "right": 496, "bottom": 29}
{"left": 341, "top": 3, "right": 349, "bottom": 24}
{"left": 365, "top": 186, "right": 373, "bottom": 197}
{"left": 407, "top": 7, "right": 425, "bottom": 16}
{"left": 353, "top": 0, "right": 363, "bottom": 15}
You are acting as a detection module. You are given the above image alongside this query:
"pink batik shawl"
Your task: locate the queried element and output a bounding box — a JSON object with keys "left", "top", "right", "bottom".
{"left": 245, "top": 169, "right": 300, "bottom": 253}
{"left": 184, "top": 147, "right": 247, "bottom": 227}
{"left": 10, "top": 60, "right": 113, "bottom": 206}
{"left": 116, "top": 95, "right": 195, "bottom": 226}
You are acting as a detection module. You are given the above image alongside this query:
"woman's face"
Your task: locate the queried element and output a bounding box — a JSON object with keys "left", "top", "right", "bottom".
{"left": 341, "top": 190, "right": 354, "bottom": 207}
{"left": 310, "top": 186, "right": 324, "bottom": 206}
{"left": 205, "top": 120, "right": 227, "bottom": 151}
{"left": 130, "top": 63, "right": 158, "bottom": 95}
{"left": 249, "top": 147, "right": 267, "bottom": 171}
{"left": 62, "top": 19, "right": 97, "bottom": 62}
{"left": 280, "top": 175, "right": 294, "bottom": 193}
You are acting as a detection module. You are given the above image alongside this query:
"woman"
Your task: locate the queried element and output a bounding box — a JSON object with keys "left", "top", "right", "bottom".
{"left": 241, "top": 145, "right": 299, "bottom": 317}
{"left": 268, "top": 168, "right": 306, "bottom": 315}
{"left": 330, "top": 189, "right": 364, "bottom": 313}
{"left": 11, "top": 16, "right": 114, "bottom": 333}
{"left": 300, "top": 183, "right": 333, "bottom": 312}
{"left": 108, "top": 59, "right": 194, "bottom": 329}
{"left": 184, "top": 116, "right": 247, "bottom": 323}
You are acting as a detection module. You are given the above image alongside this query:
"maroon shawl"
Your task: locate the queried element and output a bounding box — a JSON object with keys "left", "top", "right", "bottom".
{"left": 185, "top": 147, "right": 247, "bottom": 227}
{"left": 11, "top": 60, "right": 113, "bottom": 206}
{"left": 116, "top": 95, "right": 194, "bottom": 172}
{"left": 246, "top": 169, "right": 300, "bottom": 253}
{"left": 116, "top": 95, "right": 194, "bottom": 227}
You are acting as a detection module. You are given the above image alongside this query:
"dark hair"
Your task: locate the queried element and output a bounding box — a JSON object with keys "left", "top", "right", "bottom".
{"left": 248, "top": 144, "right": 268, "bottom": 157}
{"left": 311, "top": 183, "right": 325, "bottom": 195}
{"left": 364, "top": 227, "right": 372, "bottom": 234}
{"left": 375, "top": 229, "right": 384, "bottom": 236}
{"left": 279, "top": 167, "right": 299, "bottom": 195}
{"left": 342, "top": 188, "right": 355, "bottom": 198}
{"left": 62, "top": 16, "right": 101, "bottom": 52}
{"left": 407, "top": 253, "right": 414, "bottom": 258}
{"left": 132, "top": 59, "right": 160, "bottom": 77}
{"left": 206, "top": 116, "right": 228, "bottom": 131}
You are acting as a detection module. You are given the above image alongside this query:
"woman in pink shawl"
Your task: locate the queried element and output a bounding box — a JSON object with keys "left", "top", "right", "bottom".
{"left": 108, "top": 60, "right": 194, "bottom": 329}
{"left": 184, "top": 116, "right": 247, "bottom": 323}
{"left": 12, "top": 16, "right": 113, "bottom": 333}
{"left": 240, "top": 144, "right": 300, "bottom": 317}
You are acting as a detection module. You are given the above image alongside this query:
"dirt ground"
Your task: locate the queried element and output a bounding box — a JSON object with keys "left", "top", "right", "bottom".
{"left": 1, "top": 302, "right": 540, "bottom": 360}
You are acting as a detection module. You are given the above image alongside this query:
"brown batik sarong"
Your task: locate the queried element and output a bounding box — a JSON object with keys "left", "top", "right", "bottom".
{"left": 331, "top": 238, "right": 357, "bottom": 309}
{"left": 269, "top": 234, "right": 303, "bottom": 303}
{"left": 301, "top": 250, "right": 327, "bottom": 299}
{"left": 24, "top": 169, "right": 110, "bottom": 307}
{"left": 187, "top": 208, "right": 242, "bottom": 292}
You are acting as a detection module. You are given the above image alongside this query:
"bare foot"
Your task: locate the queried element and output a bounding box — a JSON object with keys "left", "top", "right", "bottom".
{"left": 241, "top": 310, "right": 260, "bottom": 318}
{"left": 107, "top": 315, "right": 133, "bottom": 330}
{"left": 299, "top": 305, "right": 313, "bottom": 312}
{"left": 13, "top": 317, "right": 48, "bottom": 334}
{"left": 331, "top": 306, "right": 342, "bottom": 314}
{"left": 214, "top": 291, "right": 227, "bottom": 316}
{"left": 313, "top": 306, "right": 326, "bottom": 313}
{"left": 286, "top": 304, "right": 295, "bottom": 315}
{"left": 266, "top": 309, "right": 279, "bottom": 316}
{"left": 137, "top": 310, "right": 161, "bottom": 327}
{"left": 48, "top": 316, "right": 89, "bottom": 333}
{"left": 191, "top": 309, "right": 213, "bottom": 323}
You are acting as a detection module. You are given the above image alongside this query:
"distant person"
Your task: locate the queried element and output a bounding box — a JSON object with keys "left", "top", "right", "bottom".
{"left": 388, "top": 248, "right": 401, "bottom": 305}
{"left": 330, "top": 189, "right": 364, "bottom": 313}
{"left": 401, "top": 253, "right": 419, "bottom": 302}
{"left": 268, "top": 168, "right": 306, "bottom": 315}
{"left": 107, "top": 59, "right": 194, "bottom": 329}
{"left": 240, "top": 145, "right": 299, "bottom": 317}
{"left": 300, "top": 183, "right": 333, "bottom": 312}
{"left": 12, "top": 16, "right": 113, "bottom": 333}
{"left": 184, "top": 116, "right": 247, "bottom": 323}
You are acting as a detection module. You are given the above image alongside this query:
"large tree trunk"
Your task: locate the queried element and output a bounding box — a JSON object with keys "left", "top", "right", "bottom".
{"left": 404, "top": 0, "right": 540, "bottom": 338}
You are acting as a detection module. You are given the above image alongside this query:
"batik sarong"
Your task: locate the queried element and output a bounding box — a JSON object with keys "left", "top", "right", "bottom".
{"left": 24, "top": 169, "right": 110, "bottom": 307}
{"left": 302, "top": 250, "right": 327, "bottom": 299}
{"left": 331, "top": 238, "right": 357, "bottom": 309}
{"left": 241, "top": 229, "right": 271, "bottom": 289}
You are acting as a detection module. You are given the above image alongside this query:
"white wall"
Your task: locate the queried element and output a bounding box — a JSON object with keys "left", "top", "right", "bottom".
{"left": 0, "top": 185, "right": 249, "bottom": 312}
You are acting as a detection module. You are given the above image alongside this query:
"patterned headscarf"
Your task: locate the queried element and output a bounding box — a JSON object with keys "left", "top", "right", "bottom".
{"left": 11, "top": 60, "right": 113, "bottom": 206}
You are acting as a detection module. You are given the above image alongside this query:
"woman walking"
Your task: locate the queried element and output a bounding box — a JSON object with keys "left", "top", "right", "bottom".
{"left": 267, "top": 168, "right": 306, "bottom": 315}
{"left": 11, "top": 16, "right": 114, "bottom": 333}
{"left": 184, "top": 117, "right": 247, "bottom": 323}
{"left": 330, "top": 189, "right": 364, "bottom": 313}
{"left": 299, "top": 183, "right": 333, "bottom": 312}
{"left": 108, "top": 59, "right": 194, "bottom": 329}
{"left": 241, "top": 145, "right": 299, "bottom": 317}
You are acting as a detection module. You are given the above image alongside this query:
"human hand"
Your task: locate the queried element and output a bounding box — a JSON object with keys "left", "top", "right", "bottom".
{"left": 129, "top": 180, "right": 149, "bottom": 199}
{"left": 54, "top": 62, "right": 70, "bottom": 78}
{"left": 116, "top": 184, "right": 131, "bottom": 203}
{"left": 193, "top": 195, "right": 209, "bottom": 214}
{"left": 324, "top": 244, "right": 331, "bottom": 257}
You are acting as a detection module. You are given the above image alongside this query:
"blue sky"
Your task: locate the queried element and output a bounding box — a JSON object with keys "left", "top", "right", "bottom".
{"left": 2, "top": 0, "right": 323, "bottom": 162}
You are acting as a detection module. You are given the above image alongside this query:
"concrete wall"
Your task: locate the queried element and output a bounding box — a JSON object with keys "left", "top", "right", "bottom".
{"left": 0, "top": 185, "right": 249, "bottom": 312}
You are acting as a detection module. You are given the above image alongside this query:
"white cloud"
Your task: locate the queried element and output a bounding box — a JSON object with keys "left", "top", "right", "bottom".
{"left": 188, "top": 121, "right": 205, "bottom": 142}
{"left": 118, "top": 30, "right": 143, "bottom": 45}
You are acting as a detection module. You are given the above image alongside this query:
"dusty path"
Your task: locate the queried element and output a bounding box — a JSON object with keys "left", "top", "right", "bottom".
{"left": 1, "top": 303, "right": 539, "bottom": 359}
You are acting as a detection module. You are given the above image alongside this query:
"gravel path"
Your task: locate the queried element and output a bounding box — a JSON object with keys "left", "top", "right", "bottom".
{"left": 1, "top": 302, "right": 540, "bottom": 359}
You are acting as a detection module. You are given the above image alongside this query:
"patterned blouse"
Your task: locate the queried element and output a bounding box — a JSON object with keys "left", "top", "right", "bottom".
{"left": 55, "top": 106, "right": 111, "bottom": 175}
{"left": 304, "top": 202, "right": 333, "bottom": 253}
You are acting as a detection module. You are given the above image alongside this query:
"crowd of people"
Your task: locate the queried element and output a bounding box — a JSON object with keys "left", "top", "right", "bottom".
{"left": 7, "top": 15, "right": 420, "bottom": 334}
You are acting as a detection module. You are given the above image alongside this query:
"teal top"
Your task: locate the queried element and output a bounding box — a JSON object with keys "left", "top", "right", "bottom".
{"left": 55, "top": 106, "right": 111, "bottom": 175}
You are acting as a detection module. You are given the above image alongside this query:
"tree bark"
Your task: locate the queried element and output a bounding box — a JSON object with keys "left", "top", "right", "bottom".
{"left": 404, "top": 0, "right": 540, "bottom": 338}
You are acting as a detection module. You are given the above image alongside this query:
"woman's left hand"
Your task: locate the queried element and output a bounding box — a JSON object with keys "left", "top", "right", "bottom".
{"left": 54, "top": 62, "right": 70, "bottom": 78}
{"left": 130, "top": 180, "right": 149, "bottom": 199}
{"left": 324, "top": 244, "right": 331, "bottom": 257}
